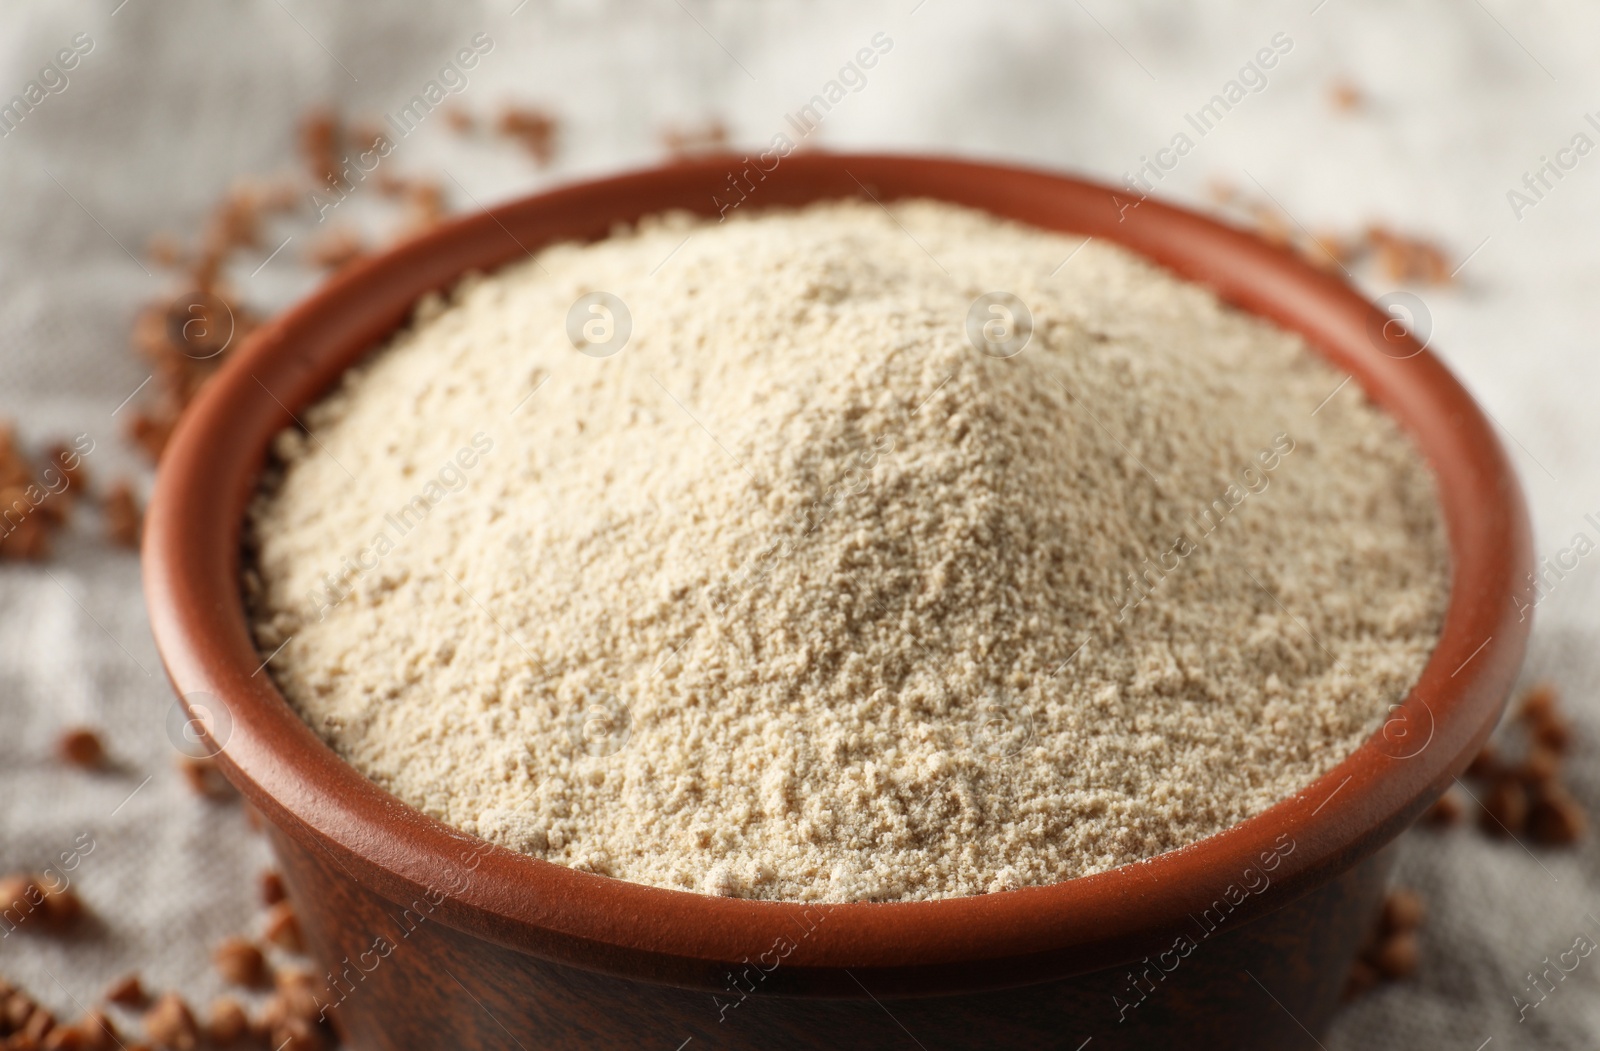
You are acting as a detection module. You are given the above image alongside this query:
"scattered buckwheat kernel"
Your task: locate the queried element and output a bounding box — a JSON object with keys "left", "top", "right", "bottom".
{"left": 57, "top": 728, "right": 107, "bottom": 770}
{"left": 306, "top": 227, "right": 366, "bottom": 271}
{"left": 1480, "top": 776, "right": 1529, "bottom": 836}
{"left": 1381, "top": 887, "right": 1426, "bottom": 934}
{"left": 1518, "top": 682, "right": 1558, "bottom": 723}
{"left": 269, "top": 1016, "right": 324, "bottom": 1051}
{"left": 213, "top": 937, "right": 267, "bottom": 987}
{"left": 495, "top": 104, "right": 559, "bottom": 165}
{"left": 1328, "top": 79, "right": 1363, "bottom": 112}
{"left": 205, "top": 997, "right": 249, "bottom": 1046}
{"left": 660, "top": 117, "right": 730, "bottom": 160}
{"left": 272, "top": 970, "right": 319, "bottom": 1023}
{"left": 1528, "top": 783, "right": 1587, "bottom": 846}
{"left": 1424, "top": 791, "right": 1463, "bottom": 826}
{"left": 104, "top": 975, "right": 145, "bottom": 1008}
{"left": 263, "top": 902, "right": 304, "bottom": 954}
{"left": 0, "top": 875, "right": 40, "bottom": 922}
{"left": 141, "top": 994, "right": 199, "bottom": 1051}
{"left": 24, "top": 1005, "right": 57, "bottom": 1043}
{"left": 4, "top": 988, "right": 36, "bottom": 1030}
{"left": 177, "top": 757, "right": 235, "bottom": 801}
{"left": 146, "top": 232, "right": 184, "bottom": 268}
{"left": 80, "top": 1009, "right": 117, "bottom": 1051}
{"left": 39, "top": 883, "right": 83, "bottom": 928}
{"left": 42, "top": 1022, "right": 88, "bottom": 1050}
{"left": 1372, "top": 930, "right": 1420, "bottom": 979}
{"left": 298, "top": 107, "right": 342, "bottom": 190}
{"left": 1533, "top": 715, "right": 1572, "bottom": 753}
{"left": 1466, "top": 742, "right": 1499, "bottom": 778}
{"left": 1249, "top": 203, "right": 1293, "bottom": 247}
{"left": 1520, "top": 742, "right": 1561, "bottom": 785}
{"left": 260, "top": 870, "right": 286, "bottom": 906}
{"left": 1345, "top": 887, "right": 1428, "bottom": 999}
{"left": 1340, "top": 957, "right": 1380, "bottom": 1002}
{"left": 103, "top": 481, "right": 143, "bottom": 549}
{"left": 44, "top": 442, "right": 88, "bottom": 495}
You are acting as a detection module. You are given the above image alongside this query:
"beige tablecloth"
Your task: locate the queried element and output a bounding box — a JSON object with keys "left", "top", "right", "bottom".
{"left": 1, "top": 0, "right": 1596, "bottom": 1046}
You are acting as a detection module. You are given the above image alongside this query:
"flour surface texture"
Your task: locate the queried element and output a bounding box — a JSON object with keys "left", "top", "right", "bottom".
{"left": 246, "top": 200, "right": 1449, "bottom": 902}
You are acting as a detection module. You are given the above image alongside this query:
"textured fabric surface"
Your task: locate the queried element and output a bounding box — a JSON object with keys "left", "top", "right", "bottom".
{"left": 0, "top": 0, "right": 1595, "bottom": 1047}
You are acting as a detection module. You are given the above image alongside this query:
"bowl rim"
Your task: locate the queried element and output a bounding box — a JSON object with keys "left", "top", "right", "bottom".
{"left": 143, "top": 151, "right": 1531, "bottom": 995}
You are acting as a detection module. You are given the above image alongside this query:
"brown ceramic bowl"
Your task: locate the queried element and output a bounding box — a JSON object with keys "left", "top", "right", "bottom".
{"left": 144, "top": 154, "right": 1531, "bottom": 1050}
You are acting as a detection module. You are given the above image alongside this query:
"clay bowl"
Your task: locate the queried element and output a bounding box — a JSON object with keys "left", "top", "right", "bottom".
{"left": 144, "top": 154, "right": 1531, "bottom": 1050}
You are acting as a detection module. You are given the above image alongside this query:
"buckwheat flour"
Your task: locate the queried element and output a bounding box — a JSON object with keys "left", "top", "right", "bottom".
{"left": 245, "top": 199, "right": 1449, "bottom": 902}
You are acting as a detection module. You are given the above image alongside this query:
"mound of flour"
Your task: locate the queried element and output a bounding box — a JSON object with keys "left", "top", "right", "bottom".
{"left": 245, "top": 199, "right": 1448, "bottom": 902}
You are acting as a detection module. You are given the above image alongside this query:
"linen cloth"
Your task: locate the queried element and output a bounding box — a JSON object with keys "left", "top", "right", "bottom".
{"left": 1, "top": 1, "right": 1597, "bottom": 1046}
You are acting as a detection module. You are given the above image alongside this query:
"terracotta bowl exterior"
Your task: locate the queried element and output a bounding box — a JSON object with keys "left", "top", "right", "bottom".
{"left": 144, "top": 154, "right": 1532, "bottom": 1050}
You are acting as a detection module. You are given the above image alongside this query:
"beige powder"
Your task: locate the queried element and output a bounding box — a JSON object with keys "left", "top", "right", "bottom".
{"left": 245, "top": 199, "right": 1449, "bottom": 902}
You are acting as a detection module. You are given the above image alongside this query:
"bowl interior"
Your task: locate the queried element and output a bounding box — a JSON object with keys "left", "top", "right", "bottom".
{"left": 143, "top": 153, "right": 1531, "bottom": 994}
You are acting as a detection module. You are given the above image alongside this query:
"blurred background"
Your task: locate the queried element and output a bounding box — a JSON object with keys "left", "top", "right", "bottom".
{"left": 1, "top": 1, "right": 1596, "bottom": 1047}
